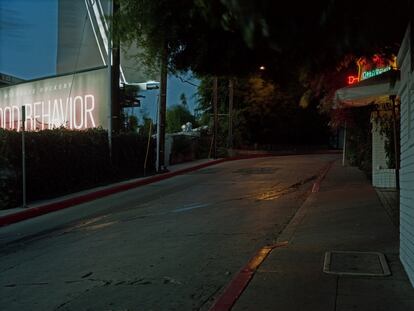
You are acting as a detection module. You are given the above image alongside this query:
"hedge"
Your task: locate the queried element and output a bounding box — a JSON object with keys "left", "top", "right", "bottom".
{"left": 169, "top": 134, "right": 212, "bottom": 165}
{"left": 0, "top": 128, "right": 155, "bottom": 209}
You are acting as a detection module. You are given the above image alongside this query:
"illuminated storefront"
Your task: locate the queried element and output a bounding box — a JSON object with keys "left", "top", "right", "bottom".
{"left": 347, "top": 55, "right": 397, "bottom": 86}
{"left": 336, "top": 25, "right": 414, "bottom": 287}
{"left": 336, "top": 56, "right": 400, "bottom": 189}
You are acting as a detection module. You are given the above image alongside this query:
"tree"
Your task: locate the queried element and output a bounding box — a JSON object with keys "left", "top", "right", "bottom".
{"left": 114, "top": 0, "right": 411, "bottom": 154}
{"left": 139, "top": 115, "right": 154, "bottom": 138}
{"left": 217, "top": 1, "right": 411, "bottom": 72}
{"left": 196, "top": 74, "right": 330, "bottom": 148}
{"left": 114, "top": 0, "right": 411, "bottom": 78}
{"left": 120, "top": 111, "right": 139, "bottom": 133}
{"left": 166, "top": 105, "right": 196, "bottom": 133}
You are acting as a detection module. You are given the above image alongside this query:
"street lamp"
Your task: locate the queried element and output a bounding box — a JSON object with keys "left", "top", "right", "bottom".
{"left": 124, "top": 80, "right": 160, "bottom": 91}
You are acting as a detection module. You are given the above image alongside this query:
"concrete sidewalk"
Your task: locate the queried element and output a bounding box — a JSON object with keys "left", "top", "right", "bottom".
{"left": 233, "top": 161, "right": 414, "bottom": 311}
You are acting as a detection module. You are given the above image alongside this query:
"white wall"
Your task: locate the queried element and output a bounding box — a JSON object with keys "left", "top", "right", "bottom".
{"left": 397, "top": 23, "right": 414, "bottom": 287}
{"left": 371, "top": 118, "right": 396, "bottom": 188}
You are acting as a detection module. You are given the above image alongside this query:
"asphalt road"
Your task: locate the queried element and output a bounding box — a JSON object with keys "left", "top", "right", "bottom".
{"left": 0, "top": 154, "right": 338, "bottom": 311}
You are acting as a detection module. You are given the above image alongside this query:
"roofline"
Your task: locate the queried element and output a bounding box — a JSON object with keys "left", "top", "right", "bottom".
{"left": 0, "top": 65, "right": 107, "bottom": 89}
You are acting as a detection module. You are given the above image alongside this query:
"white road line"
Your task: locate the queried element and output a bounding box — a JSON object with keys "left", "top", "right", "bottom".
{"left": 173, "top": 203, "right": 210, "bottom": 213}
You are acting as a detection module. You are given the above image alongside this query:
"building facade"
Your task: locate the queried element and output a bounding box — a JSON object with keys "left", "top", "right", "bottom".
{"left": 57, "top": 0, "right": 158, "bottom": 84}
{"left": 0, "top": 73, "right": 24, "bottom": 87}
{"left": 397, "top": 23, "right": 414, "bottom": 286}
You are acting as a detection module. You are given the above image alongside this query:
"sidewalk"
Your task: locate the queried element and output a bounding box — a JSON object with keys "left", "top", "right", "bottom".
{"left": 232, "top": 161, "right": 414, "bottom": 311}
{"left": 376, "top": 188, "right": 400, "bottom": 227}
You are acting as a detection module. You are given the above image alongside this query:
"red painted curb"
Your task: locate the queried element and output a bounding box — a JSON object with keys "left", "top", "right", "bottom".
{"left": 0, "top": 154, "right": 275, "bottom": 227}
{"left": 312, "top": 160, "right": 335, "bottom": 193}
{"left": 209, "top": 242, "right": 288, "bottom": 311}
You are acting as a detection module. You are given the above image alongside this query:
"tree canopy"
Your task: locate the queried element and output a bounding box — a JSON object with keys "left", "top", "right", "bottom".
{"left": 196, "top": 75, "right": 330, "bottom": 147}
{"left": 114, "top": 0, "right": 412, "bottom": 149}
{"left": 166, "top": 94, "right": 196, "bottom": 133}
{"left": 115, "top": 0, "right": 411, "bottom": 78}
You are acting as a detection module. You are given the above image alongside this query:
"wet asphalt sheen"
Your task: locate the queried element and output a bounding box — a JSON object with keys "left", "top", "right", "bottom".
{"left": 0, "top": 154, "right": 338, "bottom": 311}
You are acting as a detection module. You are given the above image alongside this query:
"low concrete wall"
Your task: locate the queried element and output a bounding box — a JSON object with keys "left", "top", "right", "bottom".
{"left": 371, "top": 118, "right": 396, "bottom": 188}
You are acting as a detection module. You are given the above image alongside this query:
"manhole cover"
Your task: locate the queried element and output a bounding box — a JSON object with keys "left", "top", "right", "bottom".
{"left": 233, "top": 167, "right": 278, "bottom": 175}
{"left": 323, "top": 251, "right": 390, "bottom": 276}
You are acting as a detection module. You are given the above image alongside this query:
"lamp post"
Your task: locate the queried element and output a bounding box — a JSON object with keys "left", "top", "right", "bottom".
{"left": 213, "top": 77, "right": 218, "bottom": 159}
{"left": 228, "top": 78, "right": 234, "bottom": 151}
{"left": 107, "top": 0, "right": 113, "bottom": 160}
{"left": 21, "top": 106, "right": 27, "bottom": 208}
{"left": 342, "top": 121, "right": 347, "bottom": 166}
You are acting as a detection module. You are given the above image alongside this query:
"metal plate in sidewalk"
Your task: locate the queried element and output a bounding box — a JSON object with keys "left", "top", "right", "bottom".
{"left": 323, "top": 251, "right": 391, "bottom": 276}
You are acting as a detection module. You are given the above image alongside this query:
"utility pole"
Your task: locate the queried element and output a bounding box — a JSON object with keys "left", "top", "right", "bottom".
{"left": 111, "top": 0, "right": 120, "bottom": 134}
{"left": 342, "top": 121, "right": 347, "bottom": 166}
{"left": 213, "top": 77, "right": 218, "bottom": 159}
{"left": 157, "top": 45, "right": 168, "bottom": 172}
{"left": 107, "top": 0, "right": 113, "bottom": 158}
{"left": 228, "top": 78, "right": 234, "bottom": 150}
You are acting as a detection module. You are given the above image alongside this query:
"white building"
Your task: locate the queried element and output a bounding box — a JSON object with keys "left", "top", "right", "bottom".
{"left": 397, "top": 23, "right": 414, "bottom": 286}
{"left": 335, "top": 23, "right": 414, "bottom": 286}
{"left": 335, "top": 69, "right": 400, "bottom": 188}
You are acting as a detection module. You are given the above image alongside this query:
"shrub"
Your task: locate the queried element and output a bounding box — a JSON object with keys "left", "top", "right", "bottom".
{"left": 169, "top": 134, "right": 211, "bottom": 165}
{"left": 0, "top": 128, "right": 155, "bottom": 209}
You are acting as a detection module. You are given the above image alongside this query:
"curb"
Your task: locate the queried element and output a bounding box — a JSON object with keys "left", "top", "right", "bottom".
{"left": 209, "top": 242, "right": 288, "bottom": 311}
{"left": 209, "top": 160, "right": 336, "bottom": 311}
{"left": 277, "top": 160, "right": 335, "bottom": 244}
{"left": 0, "top": 154, "right": 274, "bottom": 228}
{"left": 312, "top": 160, "right": 335, "bottom": 193}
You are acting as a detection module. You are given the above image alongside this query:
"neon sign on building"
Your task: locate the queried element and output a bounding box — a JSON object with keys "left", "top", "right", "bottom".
{"left": 347, "top": 55, "right": 396, "bottom": 85}
{"left": 347, "top": 75, "right": 359, "bottom": 85}
{"left": 360, "top": 66, "right": 392, "bottom": 80}
{"left": 357, "top": 55, "right": 396, "bottom": 81}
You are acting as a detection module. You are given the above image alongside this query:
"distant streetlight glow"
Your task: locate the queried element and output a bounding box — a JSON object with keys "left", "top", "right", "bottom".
{"left": 259, "top": 66, "right": 266, "bottom": 71}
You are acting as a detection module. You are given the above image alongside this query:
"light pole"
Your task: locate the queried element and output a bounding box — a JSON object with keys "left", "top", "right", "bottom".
{"left": 213, "top": 77, "right": 218, "bottom": 159}
{"left": 21, "top": 106, "right": 27, "bottom": 208}
{"left": 107, "top": 0, "right": 113, "bottom": 159}
{"left": 342, "top": 121, "right": 347, "bottom": 166}
{"left": 228, "top": 78, "right": 234, "bottom": 150}
{"left": 157, "top": 46, "right": 168, "bottom": 172}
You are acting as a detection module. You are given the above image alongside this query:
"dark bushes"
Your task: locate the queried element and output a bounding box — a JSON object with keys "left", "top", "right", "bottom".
{"left": 0, "top": 128, "right": 155, "bottom": 209}
{"left": 345, "top": 106, "right": 373, "bottom": 179}
{"left": 169, "top": 134, "right": 211, "bottom": 165}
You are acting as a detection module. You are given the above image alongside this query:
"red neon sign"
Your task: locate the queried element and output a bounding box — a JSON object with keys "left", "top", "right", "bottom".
{"left": 347, "top": 75, "right": 359, "bottom": 85}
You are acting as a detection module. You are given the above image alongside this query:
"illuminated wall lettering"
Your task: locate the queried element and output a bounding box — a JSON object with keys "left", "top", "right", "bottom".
{"left": 0, "top": 67, "right": 108, "bottom": 131}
